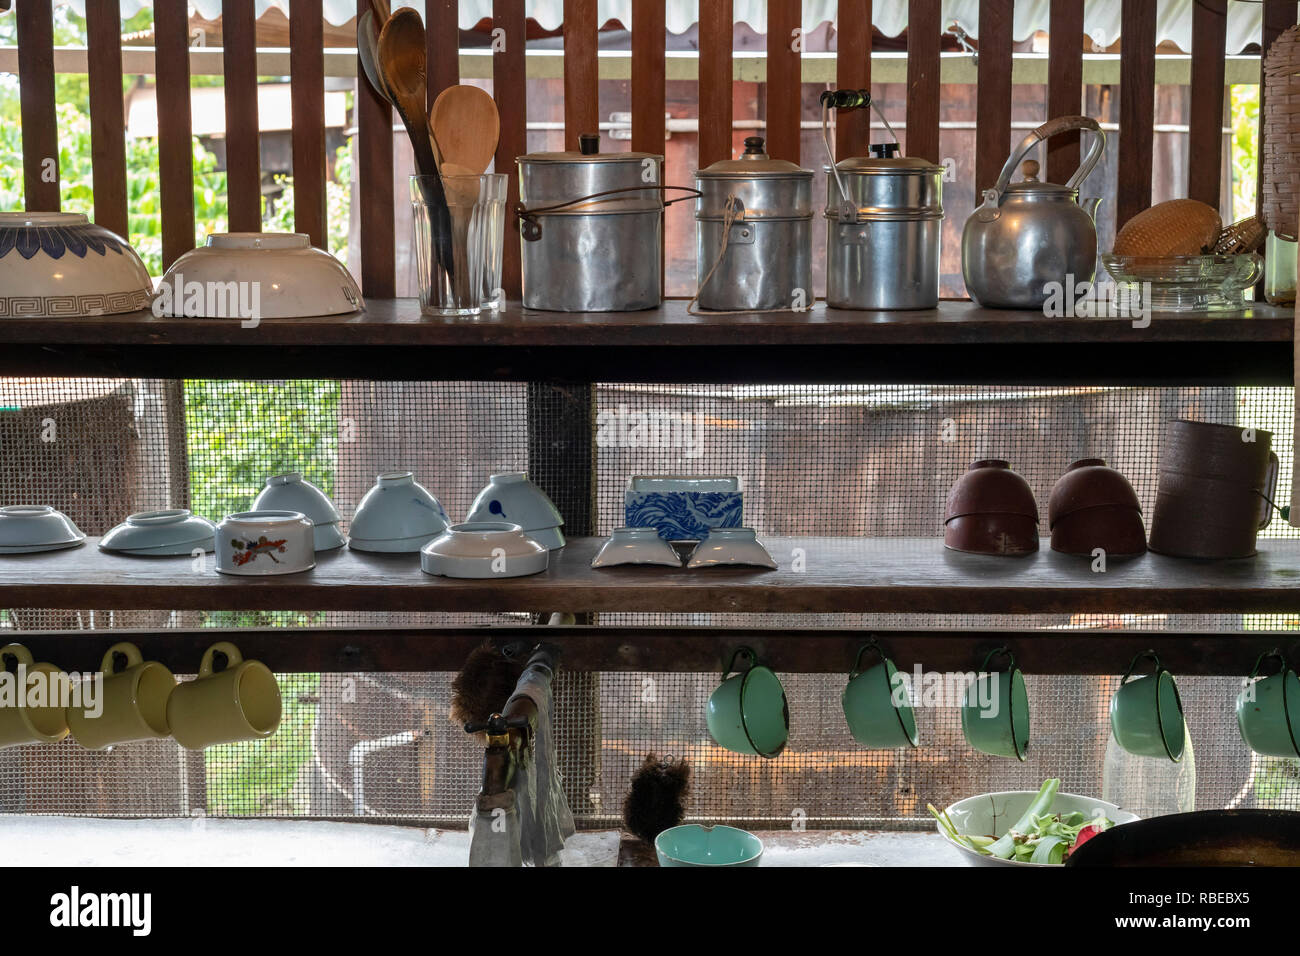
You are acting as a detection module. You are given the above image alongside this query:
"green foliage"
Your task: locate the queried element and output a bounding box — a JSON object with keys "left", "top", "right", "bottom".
{"left": 1230, "top": 84, "right": 1259, "bottom": 223}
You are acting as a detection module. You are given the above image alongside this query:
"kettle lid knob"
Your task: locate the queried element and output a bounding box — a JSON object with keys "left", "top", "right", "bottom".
{"left": 1020, "top": 159, "right": 1040, "bottom": 182}
{"left": 578, "top": 133, "right": 600, "bottom": 155}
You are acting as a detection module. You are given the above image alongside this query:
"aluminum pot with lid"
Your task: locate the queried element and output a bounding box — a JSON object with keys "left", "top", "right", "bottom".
{"left": 517, "top": 133, "right": 665, "bottom": 312}
{"left": 694, "top": 137, "right": 814, "bottom": 312}
{"left": 824, "top": 145, "right": 945, "bottom": 310}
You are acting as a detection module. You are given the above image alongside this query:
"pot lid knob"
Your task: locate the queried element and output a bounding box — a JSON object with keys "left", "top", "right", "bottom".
{"left": 742, "top": 136, "right": 767, "bottom": 157}
{"left": 869, "top": 142, "right": 900, "bottom": 158}
{"left": 579, "top": 133, "right": 600, "bottom": 155}
{"left": 1020, "top": 159, "right": 1040, "bottom": 182}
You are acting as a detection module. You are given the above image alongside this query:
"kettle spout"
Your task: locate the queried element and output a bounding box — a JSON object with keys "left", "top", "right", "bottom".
{"left": 1081, "top": 197, "right": 1101, "bottom": 222}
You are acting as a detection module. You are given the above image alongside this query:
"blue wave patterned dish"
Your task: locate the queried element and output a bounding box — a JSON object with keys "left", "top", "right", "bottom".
{"left": 624, "top": 475, "right": 743, "bottom": 541}
{"left": 0, "top": 212, "right": 152, "bottom": 318}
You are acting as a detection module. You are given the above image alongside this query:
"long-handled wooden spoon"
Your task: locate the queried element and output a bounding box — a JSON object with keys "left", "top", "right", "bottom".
{"left": 430, "top": 85, "right": 501, "bottom": 175}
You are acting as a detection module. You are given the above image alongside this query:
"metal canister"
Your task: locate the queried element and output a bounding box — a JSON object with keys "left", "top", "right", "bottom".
{"left": 824, "top": 149, "right": 945, "bottom": 310}
{"left": 694, "top": 137, "right": 814, "bottom": 311}
{"left": 517, "top": 134, "right": 664, "bottom": 312}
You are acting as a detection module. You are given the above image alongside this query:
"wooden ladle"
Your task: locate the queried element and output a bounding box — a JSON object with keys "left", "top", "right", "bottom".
{"left": 430, "top": 85, "right": 501, "bottom": 175}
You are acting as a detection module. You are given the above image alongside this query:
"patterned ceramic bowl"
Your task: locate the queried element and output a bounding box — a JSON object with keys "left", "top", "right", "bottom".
{"left": 0, "top": 212, "right": 152, "bottom": 318}
{"left": 215, "top": 511, "right": 315, "bottom": 576}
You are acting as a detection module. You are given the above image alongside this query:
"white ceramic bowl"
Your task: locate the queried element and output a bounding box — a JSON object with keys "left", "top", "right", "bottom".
{"left": 420, "top": 522, "right": 549, "bottom": 578}
{"left": 100, "top": 509, "right": 216, "bottom": 555}
{"left": 348, "top": 472, "right": 450, "bottom": 553}
{"left": 154, "top": 232, "right": 362, "bottom": 319}
{"left": 0, "top": 212, "right": 152, "bottom": 318}
{"left": 0, "top": 505, "right": 86, "bottom": 553}
{"left": 686, "top": 528, "right": 776, "bottom": 569}
{"left": 215, "top": 510, "right": 315, "bottom": 575}
{"left": 938, "top": 790, "right": 1141, "bottom": 868}
{"left": 466, "top": 472, "right": 564, "bottom": 543}
{"left": 252, "top": 472, "right": 345, "bottom": 551}
{"left": 591, "top": 527, "right": 682, "bottom": 568}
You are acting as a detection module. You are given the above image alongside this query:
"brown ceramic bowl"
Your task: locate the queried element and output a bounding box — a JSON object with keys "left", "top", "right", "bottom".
{"left": 944, "top": 513, "right": 1039, "bottom": 556}
{"left": 1048, "top": 459, "right": 1147, "bottom": 557}
{"left": 945, "top": 460, "right": 1039, "bottom": 522}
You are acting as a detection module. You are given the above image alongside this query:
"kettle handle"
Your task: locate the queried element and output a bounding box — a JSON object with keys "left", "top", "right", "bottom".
{"left": 991, "top": 115, "right": 1105, "bottom": 198}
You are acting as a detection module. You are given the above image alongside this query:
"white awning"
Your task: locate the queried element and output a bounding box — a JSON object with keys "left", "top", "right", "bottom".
{"left": 58, "top": 1, "right": 1286, "bottom": 54}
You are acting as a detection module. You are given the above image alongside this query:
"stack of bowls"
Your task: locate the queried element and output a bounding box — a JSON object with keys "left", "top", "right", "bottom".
{"left": 466, "top": 472, "right": 565, "bottom": 549}
{"left": 253, "top": 472, "right": 345, "bottom": 551}
{"left": 1047, "top": 458, "right": 1146, "bottom": 557}
{"left": 943, "top": 460, "right": 1039, "bottom": 556}
{"left": 0, "top": 505, "right": 85, "bottom": 554}
{"left": 348, "top": 472, "right": 450, "bottom": 553}
{"left": 99, "top": 509, "right": 217, "bottom": 555}
{"left": 420, "top": 521, "right": 549, "bottom": 578}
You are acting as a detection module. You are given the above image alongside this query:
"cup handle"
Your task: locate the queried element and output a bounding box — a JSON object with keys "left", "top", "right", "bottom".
{"left": 100, "top": 641, "right": 144, "bottom": 676}
{"left": 1247, "top": 649, "right": 1286, "bottom": 680}
{"left": 978, "top": 646, "right": 1015, "bottom": 673}
{"left": 1258, "top": 451, "right": 1280, "bottom": 530}
{"left": 1120, "top": 649, "right": 1161, "bottom": 684}
{"left": 199, "top": 641, "right": 244, "bottom": 678}
{"left": 0, "top": 643, "right": 35, "bottom": 669}
{"left": 722, "top": 645, "right": 755, "bottom": 679}
{"left": 849, "top": 640, "right": 885, "bottom": 678}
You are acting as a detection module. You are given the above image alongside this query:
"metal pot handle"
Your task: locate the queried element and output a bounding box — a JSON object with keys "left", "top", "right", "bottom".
{"left": 991, "top": 115, "right": 1105, "bottom": 199}
{"left": 1258, "top": 451, "right": 1280, "bottom": 530}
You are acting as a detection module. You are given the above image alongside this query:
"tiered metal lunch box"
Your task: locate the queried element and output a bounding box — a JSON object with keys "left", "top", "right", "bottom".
{"left": 824, "top": 152, "right": 945, "bottom": 310}
{"left": 517, "top": 135, "right": 665, "bottom": 312}
{"left": 693, "top": 137, "right": 814, "bottom": 311}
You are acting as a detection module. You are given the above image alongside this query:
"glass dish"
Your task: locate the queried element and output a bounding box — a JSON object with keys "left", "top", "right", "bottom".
{"left": 1100, "top": 253, "right": 1264, "bottom": 313}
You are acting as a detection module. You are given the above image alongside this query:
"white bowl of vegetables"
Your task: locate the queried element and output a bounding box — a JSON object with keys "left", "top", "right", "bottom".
{"left": 931, "top": 778, "right": 1140, "bottom": 867}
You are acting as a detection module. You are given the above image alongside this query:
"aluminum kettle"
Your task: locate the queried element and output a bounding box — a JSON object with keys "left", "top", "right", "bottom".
{"left": 961, "top": 115, "right": 1106, "bottom": 309}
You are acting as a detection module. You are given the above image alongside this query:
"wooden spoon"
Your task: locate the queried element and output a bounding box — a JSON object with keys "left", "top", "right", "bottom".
{"left": 430, "top": 85, "right": 501, "bottom": 175}
{"left": 371, "top": 0, "right": 391, "bottom": 24}
{"left": 377, "top": 8, "right": 440, "bottom": 179}
{"left": 356, "top": 10, "right": 390, "bottom": 103}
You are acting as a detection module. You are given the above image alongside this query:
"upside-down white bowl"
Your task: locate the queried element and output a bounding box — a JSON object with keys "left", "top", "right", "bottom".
{"left": 0, "top": 505, "right": 86, "bottom": 554}
{"left": 99, "top": 509, "right": 216, "bottom": 555}
{"left": 0, "top": 212, "right": 152, "bottom": 318}
{"left": 348, "top": 472, "right": 450, "bottom": 553}
{"left": 155, "top": 232, "right": 363, "bottom": 319}
{"left": 420, "top": 522, "right": 549, "bottom": 578}
{"left": 252, "top": 472, "right": 345, "bottom": 551}
{"left": 466, "top": 472, "right": 565, "bottom": 548}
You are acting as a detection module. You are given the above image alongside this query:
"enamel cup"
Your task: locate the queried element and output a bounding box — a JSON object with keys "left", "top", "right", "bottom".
{"left": 1110, "top": 651, "right": 1186, "bottom": 761}
{"left": 706, "top": 646, "right": 789, "bottom": 758}
{"left": 961, "top": 647, "right": 1029, "bottom": 760}
{"left": 0, "top": 643, "right": 70, "bottom": 748}
{"left": 65, "top": 642, "right": 176, "bottom": 750}
{"left": 166, "top": 642, "right": 282, "bottom": 750}
{"left": 1236, "top": 652, "right": 1300, "bottom": 758}
{"left": 841, "top": 641, "right": 919, "bottom": 749}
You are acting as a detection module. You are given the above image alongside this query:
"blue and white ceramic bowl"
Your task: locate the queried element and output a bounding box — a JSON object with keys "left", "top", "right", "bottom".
{"left": 0, "top": 212, "right": 152, "bottom": 318}
{"left": 625, "top": 475, "right": 744, "bottom": 541}
{"left": 253, "top": 472, "right": 345, "bottom": 551}
{"left": 465, "top": 472, "right": 565, "bottom": 549}
{"left": 348, "top": 472, "right": 450, "bottom": 553}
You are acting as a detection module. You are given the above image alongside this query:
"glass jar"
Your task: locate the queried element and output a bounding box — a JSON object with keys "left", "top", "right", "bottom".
{"left": 1264, "top": 229, "right": 1297, "bottom": 306}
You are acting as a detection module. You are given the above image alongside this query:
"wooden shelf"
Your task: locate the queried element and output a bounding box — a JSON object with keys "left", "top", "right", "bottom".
{"left": 5, "top": 535, "right": 1300, "bottom": 616}
{"left": 0, "top": 300, "right": 1292, "bottom": 385}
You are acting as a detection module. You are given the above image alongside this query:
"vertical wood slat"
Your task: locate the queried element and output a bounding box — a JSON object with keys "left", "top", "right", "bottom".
{"left": 427, "top": 0, "right": 460, "bottom": 104}
{"left": 1117, "top": 0, "right": 1157, "bottom": 228}
{"left": 85, "top": 0, "right": 128, "bottom": 236}
{"left": 834, "top": 0, "right": 871, "bottom": 161}
{"left": 494, "top": 0, "right": 527, "bottom": 298}
{"left": 563, "top": 0, "right": 599, "bottom": 150}
{"left": 356, "top": 0, "right": 395, "bottom": 297}
{"left": 289, "top": 0, "right": 327, "bottom": 249}
{"left": 975, "top": 0, "right": 1013, "bottom": 194}
{"left": 1046, "top": 0, "right": 1084, "bottom": 184}
{"left": 222, "top": 0, "right": 262, "bottom": 233}
{"left": 698, "top": 1, "right": 733, "bottom": 167}
{"left": 1187, "top": 0, "right": 1227, "bottom": 209}
{"left": 16, "top": 0, "right": 59, "bottom": 211}
{"left": 1256, "top": 1, "right": 1299, "bottom": 228}
{"left": 766, "top": 0, "right": 801, "bottom": 162}
{"left": 904, "top": 0, "right": 941, "bottom": 163}
{"left": 153, "top": 0, "right": 196, "bottom": 269}
{"left": 630, "top": 0, "right": 666, "bottom": 154}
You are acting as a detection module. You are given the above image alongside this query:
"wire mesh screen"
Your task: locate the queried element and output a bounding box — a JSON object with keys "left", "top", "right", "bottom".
{"left": 1, "top": 378, "right": 1298, "bottom": 827}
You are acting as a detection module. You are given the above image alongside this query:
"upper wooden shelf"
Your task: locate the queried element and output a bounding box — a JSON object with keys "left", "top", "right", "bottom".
{"left": 0, "top": 300, "right": 1292, "bottom": 385}
{"left": 4, "top": 535, "right": 1300, "bottom": 616}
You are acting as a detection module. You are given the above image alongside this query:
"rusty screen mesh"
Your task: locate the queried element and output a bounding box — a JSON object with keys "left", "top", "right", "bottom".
{"left": 0, "top": 378, "right": 1297, "bottom": 827}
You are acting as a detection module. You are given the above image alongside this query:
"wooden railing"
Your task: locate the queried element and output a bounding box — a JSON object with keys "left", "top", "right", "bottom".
{"left": 8, "top": 0, "right": 1297, "bottom": 300}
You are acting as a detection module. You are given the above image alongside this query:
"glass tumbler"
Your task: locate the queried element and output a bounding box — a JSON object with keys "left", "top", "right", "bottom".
{"left": 411, "top": 173, "right": 507, "bottom": 315}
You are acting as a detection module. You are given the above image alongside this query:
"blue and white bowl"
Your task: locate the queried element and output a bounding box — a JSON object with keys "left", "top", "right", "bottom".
{"left": 625, "top": 475, "right": 744, "bottom": 541}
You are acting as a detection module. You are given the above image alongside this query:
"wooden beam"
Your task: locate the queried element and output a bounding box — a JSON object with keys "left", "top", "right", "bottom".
{"left": 765, "top": 0, "right": 802, "bottom": 162}
{"left": 975, "top": 0, "right": 1013, "bottom": 194}
{"left": 290, "top": 0, "right": 327, "bottom": 248}
{"left": 630, "top": 0, "right": 666, "bottom": 154}
{"left": 222, "top": 0, "right": 263, "bottom": 233}
{"left": 1117, "top": 0, "right": 1156, "bottom": 228}
{"left": 1046, "top": 0, "right": 1084, "bottom": 185}
{"left": 85, "top": 0, "right": 128, "bottom": 236}
{"left": 562, "top": 0, "right": 599, "bottom": 151}
{"left": 356, "top": 0, "right": 395, "bottom": 297}
{"left": 698, "top": 0, "right": 734, "bottom": 167}
{"left": 154, "top": 0, "right": 196, "bottom": 268}
{"left": 834, "top": 0, "right": 871, "bottom": 161}
{"left": 427, "top": 0, "right": 460, "bottom": 102}
{"left": 1188, "top": 0, "right": 1228, "bottom": 210}
{"left": 494, "top": 0, "right": 527, "bottom": 297}
{"left": 16, "top": 0, "right": 59, "bottom": 211}
{"left": 904, "top": 0, "right": 941, "bottom": 163}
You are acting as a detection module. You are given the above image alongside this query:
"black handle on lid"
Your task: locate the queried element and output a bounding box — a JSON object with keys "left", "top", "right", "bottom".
{"left": 578, "top": 133, "right": 600, "bottom": 155}
{"left": 869, "top": 143, "right": 901, "bottom": 158}
{"left": 742, "top": 136, "right": 766, "bottom": 155}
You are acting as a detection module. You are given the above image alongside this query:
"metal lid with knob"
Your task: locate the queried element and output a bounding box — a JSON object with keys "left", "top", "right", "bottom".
{"left": 517, "top": 132, "right": 665, "bottom": 213}
{"left": 695, "top": 136, "right": 814, "bottom": 179}
{"left": 694, "top": 136, "right": 813, "bottom": 221}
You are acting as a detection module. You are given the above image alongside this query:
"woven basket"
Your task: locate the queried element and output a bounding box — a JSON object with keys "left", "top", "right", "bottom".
{"left": 1213, "top": 216, "right": 1268, "bottom": 255}
{"left": 1262, "top": 24, "right": 1300, "bottom": 239}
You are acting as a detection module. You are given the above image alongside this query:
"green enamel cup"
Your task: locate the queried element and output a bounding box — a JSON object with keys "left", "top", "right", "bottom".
{"left": 1237, "top": 652, "right": 1300, "bottom": 759}
{"left": 1110, "top": 651, "right": 1185, "bottom": 761}
{"left": 961, "top": 647, "right": 1029, "bottom": 760}
{"left": 842, "top": 641, "right": 918, "bottom": 749}
{"left": 706, "top": 646, "right": 788, "bottom": 759}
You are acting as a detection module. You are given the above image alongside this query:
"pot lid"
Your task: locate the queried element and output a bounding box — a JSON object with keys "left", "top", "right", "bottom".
{"left": 696, "top": 137, "right": 812, "bottom": 179}
{"left": 831, "top": 154, "right": 944, "bottom": 173}
{"left": 519, "top": 133, "right": 661, "bottom": 164}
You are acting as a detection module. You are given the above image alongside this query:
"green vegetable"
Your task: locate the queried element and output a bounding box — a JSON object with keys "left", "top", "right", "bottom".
{"left": 928, "top": 803, "right": 992, "bottom": 856}
{"left": 1030, "top": 835, "right": 1067, "bottom": 864}
{"left": 987, "top": 777, "right": 1060, "bottom": 860}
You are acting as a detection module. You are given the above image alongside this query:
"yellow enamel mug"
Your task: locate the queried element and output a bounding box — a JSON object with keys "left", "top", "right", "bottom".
{"left": 66, "top": 642, "right": 176, "bottom": 750}
{"left": 0, "top": 643, "right": 71, "bottom": 748}
{"left": 166, "top": 642, "right": 282, "bottom": 750}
